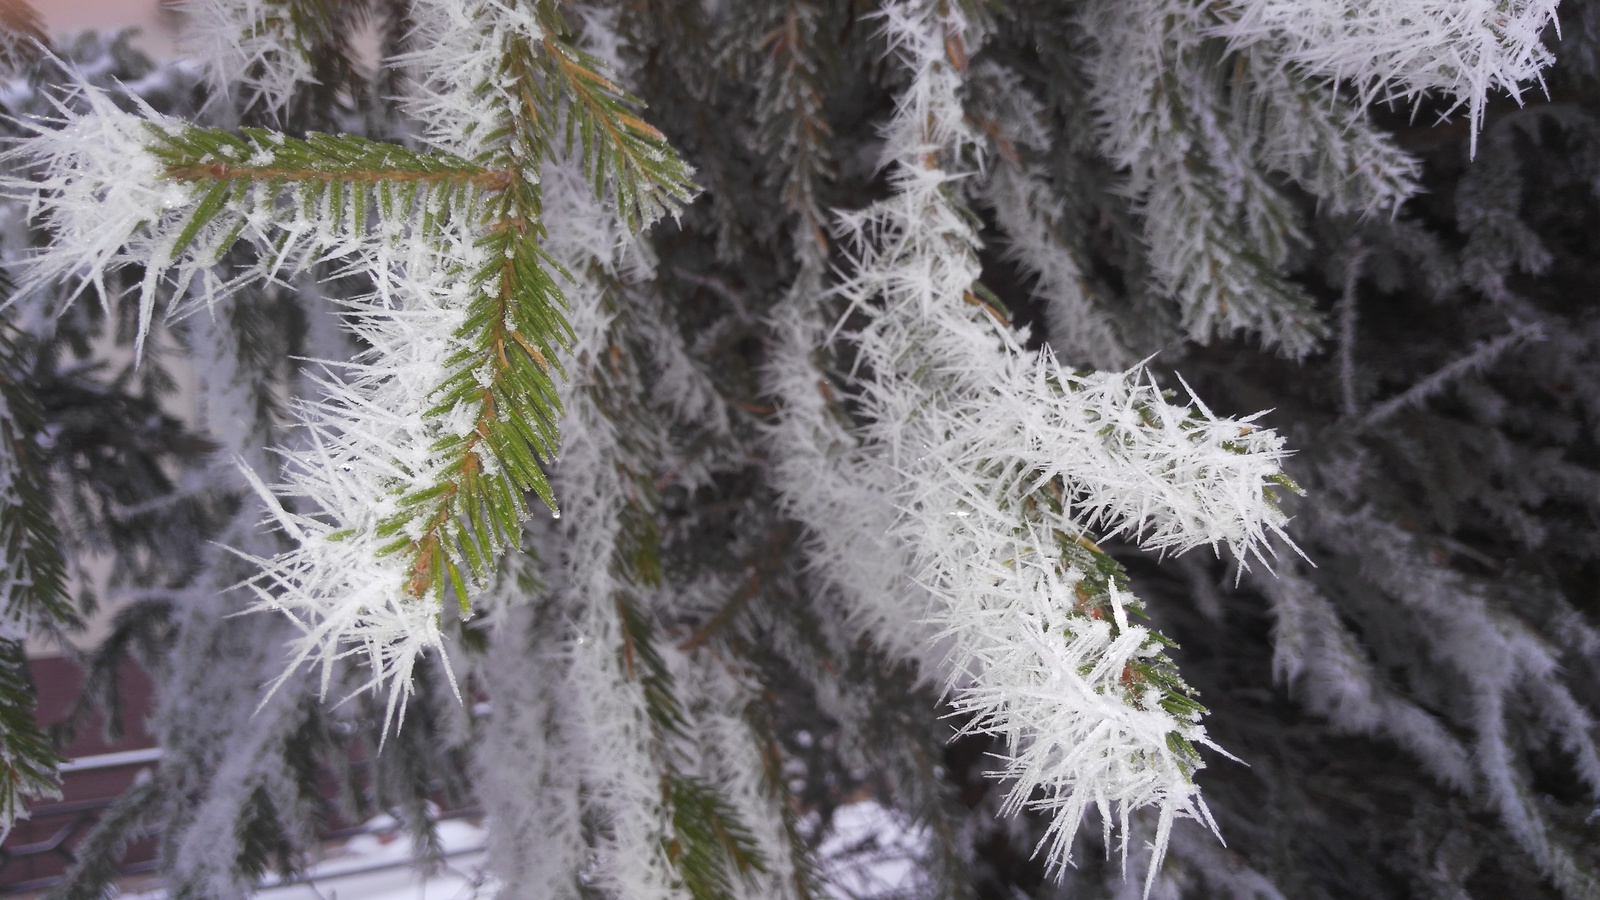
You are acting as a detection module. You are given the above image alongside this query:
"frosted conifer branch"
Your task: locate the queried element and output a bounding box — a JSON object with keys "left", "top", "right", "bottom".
{"left": 1457, "top": 133, "right": 1554, "bottom": 296}
{"left": 1238, "top": 56, "right": 1421, "bottom": 218}
{"left": 968, "top": 61, "right": 1135, "bottom": 370}
{"left": 1254, "top": 558, "right": 1476, "bottom": 791}
{"left": 730, "top": 0, "right": 835, "bottom": 261}
{"left": 1356, "top": 320, "right": 1543, "bottom": 432}
{"left": 3, "top": 87, "right": 500, "bottom": 355}
{"left": 181, "top": 0, "right": 352, "bottom": 117}
{"left": 1210, "top": 0, "right": 1562, "bottom": 155}
{"left": 673, "top": 652, "right": 809, "bottom": 899}
{"left": 1282, "top": 501, "right": 1600, "bottom": 897}
{"left": 13, "top": 3, "right": 1595, "bottom": 895}
{"left": 769, "top": 1, "right": 1298, "bottom": 891}
{"left": 401, "top": 0, "right": 695, "bottom": 227}
{"left": 394, "top": 0, "right": 545, "bottom": 157}
{"left": 3, "top": 87, "right": 196, "bottom": 357}
{"left": 1078, "top": 0, "right": 1324, "bottom": 356}
{"left": 767, "top": 289, "right": 929, "bottom": 665}
{"left": 471, "top": 157, "right": 772, "bottom": 897}
{"left": 1073, "top": 0, "right": 1456, "bottom": 354}
{"left": 5, "top": 1, "right": 698, "bottom": 714}
{"left": 130, "top": 273, "right": 347, "bottom": 895}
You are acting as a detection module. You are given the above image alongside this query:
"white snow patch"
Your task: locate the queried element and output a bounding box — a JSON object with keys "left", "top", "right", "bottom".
{"left": 817, "top": 801, "right": 928, "bottom": 899}
{"left": 121, "top": 816, "right": 490, "bottom": 900}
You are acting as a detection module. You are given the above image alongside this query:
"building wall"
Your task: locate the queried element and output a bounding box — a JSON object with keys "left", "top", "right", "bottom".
{"left": 36, "top": 0, "right": 181, "bottom": 59}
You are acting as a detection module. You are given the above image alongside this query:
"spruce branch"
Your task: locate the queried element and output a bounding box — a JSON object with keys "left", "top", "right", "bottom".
{"left": 0, "top": 312, "right": 72, "bottom": 843}
{"left": 12, "top": 5, "right": 1590, "bottom": 898}
{"left": 734, "top": 0, "right": 836, "bottom": 258}
{"left": 188, "top": 0, "right": 374, "bottom": 117}
{"left": 0, "top": 637, "right": 63, "bottom": 843}
{"left": 4, "top": 0, "right": 697, "bottom": 704}
{"left": 154, "top": 128, "right": 512, "bottom": 192}
{"left": 1208, "top": 0, "right": 1562, "bottom": 155}
{"left": 1080, "top": 0, "right": 1326, "bottom": 356}
{"left": 0, "top": 320, "right": 72, "bottom": 634}
{"left": 136, "top": 127, "right": 510, "bottom": 280}
{"left": 1353, "top": 320, "right": 1543, "bottom": 434}
{"left": 373, "top": 189, "right": 571, "bottom": 608}
{"left": 769, "top": 2, "right": 1299, "bottom": 892}
{"left": 531, "top": 32, "right": 696, "bottom": 229}
{"left": 1235, "top": 53, "right": 1420, "bottom": 218}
